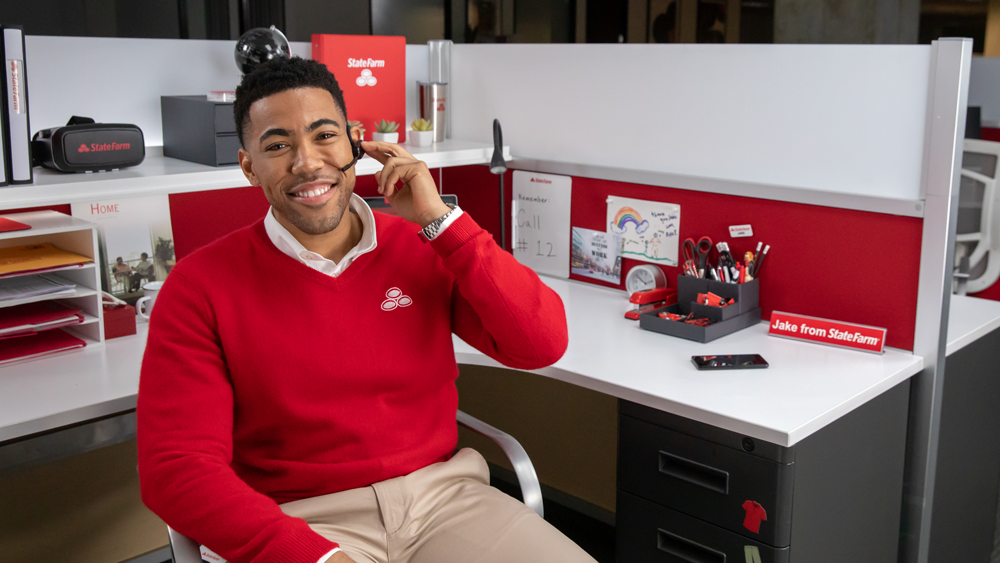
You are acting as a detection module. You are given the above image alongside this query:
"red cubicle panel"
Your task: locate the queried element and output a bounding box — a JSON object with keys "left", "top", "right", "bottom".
{"left": 168, "top": 175, "right": 383, "bottom": 261}
{"left": 440, "top": 165, "right": 923, "bottom": 351}
{"left": 4, "top": 165, "right": 921, "bottom": 351}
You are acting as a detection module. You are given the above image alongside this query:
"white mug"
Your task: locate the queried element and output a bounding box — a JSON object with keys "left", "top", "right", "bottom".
{"left": 136, "top": 281, "right": 164, "bottom": 320}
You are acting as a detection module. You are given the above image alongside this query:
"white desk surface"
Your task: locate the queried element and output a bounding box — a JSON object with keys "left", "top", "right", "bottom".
{"left": 0, "top": 321, "right": 150, "bottom": 442}
{"left": 0, "top": 141, "right": 510, "bottom": 212}
{"left": 0, "top": 277, "right": 926, "bottom": 448}
{"left": 946, "top": 294, "right": 1000, "bottom": 356}
{"left": 455, "top": 277, "right": 923, "bottom": 448}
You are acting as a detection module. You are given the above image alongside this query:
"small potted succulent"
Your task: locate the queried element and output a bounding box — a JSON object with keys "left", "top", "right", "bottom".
{"left": 347, "top": 120, "right": 366, "bottom": 141}
{"left": 409, "top": 118, "right": 434, "bottom": 147}
{"left": 372, "top": 119, "right": 399, "bottom": 143}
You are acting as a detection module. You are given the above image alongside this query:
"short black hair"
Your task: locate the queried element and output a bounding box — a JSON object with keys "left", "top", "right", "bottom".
{"left": 233, "top": 56, "right": 349, "bottom": 148}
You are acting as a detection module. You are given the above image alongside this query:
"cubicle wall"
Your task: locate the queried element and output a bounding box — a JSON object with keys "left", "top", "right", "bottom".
{"left": 26, "top": 37, "right": 430, "bottom": 146}
{"left": 451, "top": 44, "right": 931, "bottom": 201}
{"left": 6, "top": 37, "right": 972, "bottom": 563}
{"left": 970, "top": 57, "right": 1000, "bottom": 128}
{"left": 439, "top": 164, "right": 924, "bottom": 349}
{"left": 446, "top": 41, "right": 970, "bottom": 563}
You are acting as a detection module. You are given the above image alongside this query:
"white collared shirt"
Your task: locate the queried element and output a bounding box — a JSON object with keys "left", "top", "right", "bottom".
{"left": 264, "top": 194, "right": 463, "bottom": 277}
{"left": 264, "top": 194, "right": 378, "bottom": 277}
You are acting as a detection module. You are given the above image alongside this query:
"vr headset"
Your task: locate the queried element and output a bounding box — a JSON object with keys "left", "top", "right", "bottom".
{"left": 32, "top": 116, "right": 145, "bottom": 173}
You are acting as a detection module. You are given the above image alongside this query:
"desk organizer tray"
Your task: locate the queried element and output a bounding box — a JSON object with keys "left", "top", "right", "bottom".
{"left": 639, "top": 277, "right": 761, "bottom": 343}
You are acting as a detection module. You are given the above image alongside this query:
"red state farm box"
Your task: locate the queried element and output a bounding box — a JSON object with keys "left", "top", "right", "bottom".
{"left": 311, "top": 34, "right": 406, "bottom": 142}
{"left": 768, "top": 311, "right": 887, "bottom": 354}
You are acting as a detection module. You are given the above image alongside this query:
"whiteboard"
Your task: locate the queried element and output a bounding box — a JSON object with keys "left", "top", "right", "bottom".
{"left": 511, "top": 171, "right": 572, "bottom": 278}
{"left": 606, "top": 196, "right": 680, "bottom": 266}
{"left": 452, "top": 43, "right": 932, "bottom": 200}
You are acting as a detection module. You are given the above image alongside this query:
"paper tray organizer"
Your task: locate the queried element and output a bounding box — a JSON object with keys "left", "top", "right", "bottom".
{"left": 639, "top": 277, "right": 761, "bottom": 343}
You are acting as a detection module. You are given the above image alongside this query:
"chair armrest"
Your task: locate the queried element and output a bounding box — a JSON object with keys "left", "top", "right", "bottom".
{"left": 456, "top": 409, "right": 544, "bottom": 518}
{"left": 168, "top": 525, "right": 204, "bottom": 563}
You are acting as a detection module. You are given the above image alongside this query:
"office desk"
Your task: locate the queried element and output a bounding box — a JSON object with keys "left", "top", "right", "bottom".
{"left": 455, "top": 277, "right": 926, "bottom": 562}
{"left": 0, "top": 276, "right": 950, "bottom": 563}
{"left": 0, "top": 276, "right": 923, "bottom": 445}
{"left": 927, "top": 295, "right": 1000, "bottom": 563}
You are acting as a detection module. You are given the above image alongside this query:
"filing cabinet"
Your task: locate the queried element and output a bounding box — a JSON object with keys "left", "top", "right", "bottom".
{"left": 161, "top": 95, "right": 241, "bottom": 166}
{"left": 616, "top": 379, "right": 911, "bottom": 563}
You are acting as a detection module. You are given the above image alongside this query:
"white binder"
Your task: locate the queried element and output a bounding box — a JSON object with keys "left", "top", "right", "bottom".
{"left": 3, "top": 26, "right": 30, "bottom": 184}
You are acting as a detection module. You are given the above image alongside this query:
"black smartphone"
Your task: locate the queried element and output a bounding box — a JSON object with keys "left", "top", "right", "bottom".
{"left": 691, "top": 354, "right": 769, "bottom": 370}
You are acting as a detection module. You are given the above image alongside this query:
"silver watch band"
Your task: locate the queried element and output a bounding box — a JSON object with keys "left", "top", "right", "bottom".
{"left": 420, "top": 203, "right": 457, "bottom": 241}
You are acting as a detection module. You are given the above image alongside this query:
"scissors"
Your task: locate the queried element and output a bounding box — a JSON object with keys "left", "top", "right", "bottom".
{"left": 682, "top": 236, "right": 713, "bottom": 278}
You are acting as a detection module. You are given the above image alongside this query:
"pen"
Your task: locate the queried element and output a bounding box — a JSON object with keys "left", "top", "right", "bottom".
{"left": 755, "top": 245, "right": 770, "bottom": 278}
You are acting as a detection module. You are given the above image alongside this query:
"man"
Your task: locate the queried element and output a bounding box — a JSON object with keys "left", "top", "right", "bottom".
{"left": 131, "top": 252, "right": 154, "bottom": 292}
{"left": 137, "top": 57, "right": 592, "bottom": 563}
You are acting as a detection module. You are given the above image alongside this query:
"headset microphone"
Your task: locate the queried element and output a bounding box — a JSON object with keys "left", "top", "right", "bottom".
{"left": 339, "top": 125, "right": 363, "bottom": 173}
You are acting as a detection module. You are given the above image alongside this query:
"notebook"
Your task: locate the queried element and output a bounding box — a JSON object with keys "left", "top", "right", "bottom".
{"left": 0, "top": 328, "right": 86, "bottom": 365}
{"left": 0, "top": 301, "right": 84, "bottom": 339}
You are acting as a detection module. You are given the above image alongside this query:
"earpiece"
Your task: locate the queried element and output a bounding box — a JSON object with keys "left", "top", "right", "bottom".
{"left": 340, "top": 125, "right": 362, "bottom": 173}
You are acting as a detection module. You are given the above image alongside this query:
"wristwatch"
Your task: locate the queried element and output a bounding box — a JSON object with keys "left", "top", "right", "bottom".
{"left": 418, "top": 203, "right": 458, "bottom": 242}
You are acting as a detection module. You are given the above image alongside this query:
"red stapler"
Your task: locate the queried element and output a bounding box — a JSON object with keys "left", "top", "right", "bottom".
{"left": 625, "top": 287, "right": 678, "bottom": 320}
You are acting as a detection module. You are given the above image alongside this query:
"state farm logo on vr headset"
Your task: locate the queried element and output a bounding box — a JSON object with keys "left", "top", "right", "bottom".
{"left": 77, "top": 141, "right": 132, "bottom": 153}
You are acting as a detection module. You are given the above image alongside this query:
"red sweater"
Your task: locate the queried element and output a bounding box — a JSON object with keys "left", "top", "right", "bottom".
{"left": 137, "top": 212, "right": 568, "bottom": 563}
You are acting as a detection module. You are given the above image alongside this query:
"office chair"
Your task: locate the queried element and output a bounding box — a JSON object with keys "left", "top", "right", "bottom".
{"left": 167, "top": 410, "right": 543, "bottom": 563}
{"left": 956, "top": 139, "right": 1000, "bottom": 294}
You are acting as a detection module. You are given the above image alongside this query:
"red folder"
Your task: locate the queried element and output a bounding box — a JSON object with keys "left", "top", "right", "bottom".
{"left": 0, "top": 328, "right": 86, "bottom": 365}
{"left": 0, "top": 217, "right": 30, "bottom": 233}
{"left": 311, "top": 34, "right": 406, "bottom": 142}
{"left": 0, "top": 301, "right": 84, "bottom": 339}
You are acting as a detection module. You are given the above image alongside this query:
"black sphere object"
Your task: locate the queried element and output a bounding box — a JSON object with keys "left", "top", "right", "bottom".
{"left": 234, "top": 25, "right": 291, "bottom": 75}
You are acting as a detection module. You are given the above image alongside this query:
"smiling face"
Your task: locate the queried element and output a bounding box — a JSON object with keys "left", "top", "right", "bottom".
{"left": 238, "top": 87, "right": 360, "bottom": 236}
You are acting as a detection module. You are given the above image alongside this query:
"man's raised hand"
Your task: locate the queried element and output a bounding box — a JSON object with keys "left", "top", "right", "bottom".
{"left": 361, "top": 141, "right": 451, "bottom": 228}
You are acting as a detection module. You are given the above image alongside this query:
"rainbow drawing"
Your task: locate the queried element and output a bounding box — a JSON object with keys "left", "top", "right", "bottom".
{"left": 610, "top": 207, "right": 650, "bottom": 235}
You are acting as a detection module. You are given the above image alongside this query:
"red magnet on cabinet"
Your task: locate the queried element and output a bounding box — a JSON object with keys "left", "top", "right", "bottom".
{"left": 742, "top": 500, "right": 767, "bottom": 534}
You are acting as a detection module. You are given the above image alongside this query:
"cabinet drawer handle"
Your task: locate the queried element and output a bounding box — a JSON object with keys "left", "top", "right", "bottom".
{"left": 657, "top": 528, "right": 727, "bottom": 563}
{"left": 659, "top": 451, "right": 730, "bottom": 494}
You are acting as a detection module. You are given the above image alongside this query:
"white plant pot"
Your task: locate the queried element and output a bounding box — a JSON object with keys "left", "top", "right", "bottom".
{"left": 409, "top": 129, "right": 434, "bottom": 147}
{"left": 372, "top": 132, "right": 398, "bottom": 143}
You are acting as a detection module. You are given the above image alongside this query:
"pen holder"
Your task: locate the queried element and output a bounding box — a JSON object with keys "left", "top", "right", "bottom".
{"left": 638, "top": 277, "right": 761, "bottom": 343}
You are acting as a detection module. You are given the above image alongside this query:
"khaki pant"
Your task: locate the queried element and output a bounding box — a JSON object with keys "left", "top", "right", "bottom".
{"left": 280, "top": 449, "right": 597, "bottom": 563}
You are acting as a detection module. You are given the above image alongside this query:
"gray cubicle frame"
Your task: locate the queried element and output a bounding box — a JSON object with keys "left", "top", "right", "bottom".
{"left": 904, "top": 37, "right": 971, "bottom": 563}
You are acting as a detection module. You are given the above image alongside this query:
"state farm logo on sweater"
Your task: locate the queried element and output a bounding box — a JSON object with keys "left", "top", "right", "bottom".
{"left": 381, "top": 287, "right": 412, "bottom": 311}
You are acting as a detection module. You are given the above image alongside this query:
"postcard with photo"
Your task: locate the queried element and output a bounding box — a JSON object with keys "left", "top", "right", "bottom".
{"left": 571, "top": 227, "right": 622, "bottom": 284}
{"left": 71, "top": 195, "right": 175, "bottom": 300}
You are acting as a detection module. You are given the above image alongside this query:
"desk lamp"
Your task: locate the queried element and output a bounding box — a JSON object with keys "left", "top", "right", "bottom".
{"left": 490, "top": 119, "right": 508, "bottom": 251}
